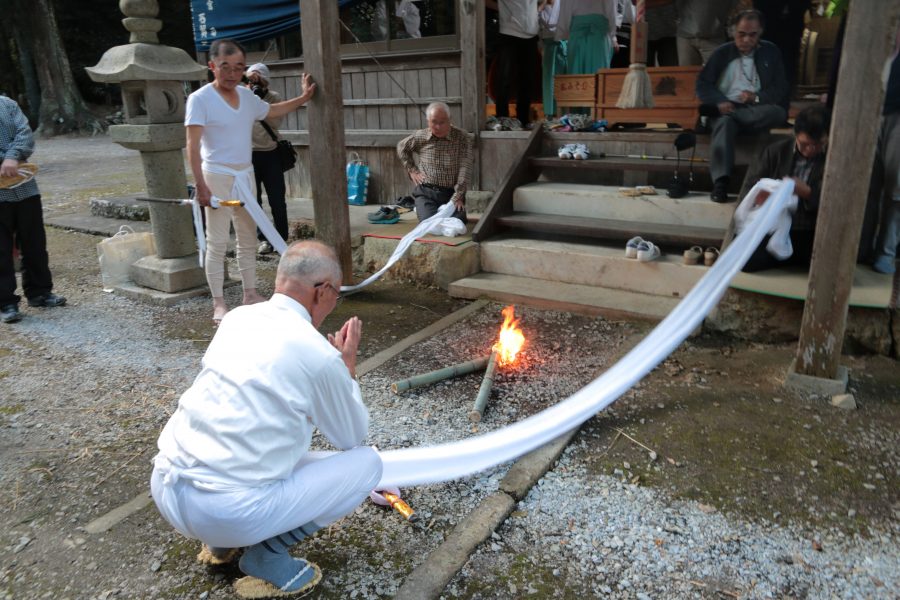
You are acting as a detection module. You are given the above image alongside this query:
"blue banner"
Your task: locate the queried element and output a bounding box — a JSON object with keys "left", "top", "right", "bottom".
{"left": 190, "top": 0, "right": 355, "bottom": 52}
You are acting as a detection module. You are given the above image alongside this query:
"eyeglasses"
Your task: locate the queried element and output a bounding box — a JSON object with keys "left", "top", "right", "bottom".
{"left": 314, "top": 281, "right": 343, "bottom": 306}
{"left": 213, "top": 64, "right": 246, "bottom": 74}
{"left": 796, "top": 139, "right": 825, "bottom": 152}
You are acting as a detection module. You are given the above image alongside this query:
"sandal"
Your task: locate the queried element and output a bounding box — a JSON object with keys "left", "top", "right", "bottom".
{"left": 704, "top": 247, "right": 720, "bottom": 266}
{"left": 683, "top": 245, "right": 703, "bottom": 265}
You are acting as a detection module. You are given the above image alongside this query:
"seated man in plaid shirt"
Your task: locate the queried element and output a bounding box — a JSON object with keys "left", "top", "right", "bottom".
{"left": 396, "top": 102, "right": 474, "bottom": 224}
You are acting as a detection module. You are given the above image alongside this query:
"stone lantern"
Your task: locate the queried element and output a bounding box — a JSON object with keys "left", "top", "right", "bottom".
{"left": 86, "top": 0, "right": 208, "bottom": 301}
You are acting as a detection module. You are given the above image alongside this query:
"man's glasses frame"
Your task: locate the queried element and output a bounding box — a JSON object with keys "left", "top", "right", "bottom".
{"left": 314, "top": 281, "right": 343, "bottom": 306}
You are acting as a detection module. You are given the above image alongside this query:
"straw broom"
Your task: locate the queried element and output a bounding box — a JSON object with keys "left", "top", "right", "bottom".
{"left": 616, "top": 0, "right": 654, "bottom": 109}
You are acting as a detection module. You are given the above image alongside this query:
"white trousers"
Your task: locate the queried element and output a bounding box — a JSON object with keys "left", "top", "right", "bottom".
{"left": 150, "top": 446, "right": 382, "bottom": 548}
{"left": 203, "top": 168, "right": 258, "bottom": 297}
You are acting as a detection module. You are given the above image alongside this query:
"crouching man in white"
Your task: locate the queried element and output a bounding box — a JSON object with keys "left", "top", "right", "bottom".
{"left": 151, "top": 240, "right": 381, "bottom": 598}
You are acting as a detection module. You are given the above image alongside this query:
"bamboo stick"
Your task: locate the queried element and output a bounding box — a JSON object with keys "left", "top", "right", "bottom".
{"left": 468, "top": 349, "right": 499, "bottom": 422}
{"left": 391, "top": 355, "right": 491, "bottom": 394}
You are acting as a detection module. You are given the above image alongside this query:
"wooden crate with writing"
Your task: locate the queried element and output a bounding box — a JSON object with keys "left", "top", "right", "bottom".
{"left": 554, "top": 74, "right": 597, "bottom": 117}
{"left": 595, "top": 66, "right": 701, "bottom": 129}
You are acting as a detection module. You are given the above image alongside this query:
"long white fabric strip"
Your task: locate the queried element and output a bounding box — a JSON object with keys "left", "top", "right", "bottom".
{"left": 191, "top": 200, "right": 206, "bottom": 268}
{"left": 202, "top": 162, "right": 288, "bottom": 255}
{"left": 341, "top": 202, "right": 457, "bottom": 293}
{"left": 370, "top": 179, "right": 795, "bottom": 488}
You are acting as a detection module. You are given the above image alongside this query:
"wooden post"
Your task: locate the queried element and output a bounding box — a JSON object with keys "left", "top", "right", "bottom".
{"left": 459, "top": 0, "right": 484, "bottom": 189}
{"left": 299, "top": 0, "right": 353, "bottom": 283}
{"left": 793, "top": 0, "right": 899, "bottom": 378}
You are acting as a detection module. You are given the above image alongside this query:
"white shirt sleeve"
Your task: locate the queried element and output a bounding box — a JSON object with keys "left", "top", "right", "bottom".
{"left": 308, "top": 354, "right": 370, "bottom": 450}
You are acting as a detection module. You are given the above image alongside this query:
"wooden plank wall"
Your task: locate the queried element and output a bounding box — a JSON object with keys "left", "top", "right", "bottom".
{"left": 268, "top": 52, "right": 466, "bottom": 203}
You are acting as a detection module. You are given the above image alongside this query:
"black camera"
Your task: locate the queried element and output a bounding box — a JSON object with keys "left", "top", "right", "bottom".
{"left": 251, "top": 84, "right": 267, "bottom": 99}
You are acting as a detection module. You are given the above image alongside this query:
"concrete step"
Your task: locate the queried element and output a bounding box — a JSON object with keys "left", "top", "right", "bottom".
{"left": 480, "top": 237, "right": 708, "bottom": 299}
{"left": 494, "top": 212, "right": 724, "bottom": 248}
{"left": 512, "top": 182, "right": 734, "bottom": 229}
{"left": 448, "top": 272, "right": 681, "bottom": 321}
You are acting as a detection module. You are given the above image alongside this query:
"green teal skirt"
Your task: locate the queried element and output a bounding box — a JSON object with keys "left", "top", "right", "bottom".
{"left": 566, "top": 14, "right": 612, "bottom": 75}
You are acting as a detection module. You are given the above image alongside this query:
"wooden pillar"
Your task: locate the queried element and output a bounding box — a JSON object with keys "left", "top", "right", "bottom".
{"left": 459, "top": 0, "right": 484, "bottom": 188}
{"left": 794, "top": 0, "right": 900, "bottom": 378}
{"left": 299, "top": 0, "right": 352, "bottom": 283}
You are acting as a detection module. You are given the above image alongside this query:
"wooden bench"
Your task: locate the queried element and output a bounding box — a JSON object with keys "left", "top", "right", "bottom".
{"left": 595, "top": 66, "right": 701, "bottom": 129}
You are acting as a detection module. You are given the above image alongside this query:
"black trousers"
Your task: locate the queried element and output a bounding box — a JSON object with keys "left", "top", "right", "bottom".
{"left": 742, "top": 230, "right": 815, "bottom": 273}
{"left": 412, "top": 184, "right": 467, "bottom": 224}
{"left": 252, "top": 148, "right": 289, "bottom": 242}
{"left": 0, "top": 195, "right": 53, "bottom": 306}
{"left": 494, "top": 33, "right": 538, "bottom": 126}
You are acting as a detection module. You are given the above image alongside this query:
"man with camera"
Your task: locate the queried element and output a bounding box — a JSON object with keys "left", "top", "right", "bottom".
{"left": 247, "top": 63, "right": 288, "bottom": 255}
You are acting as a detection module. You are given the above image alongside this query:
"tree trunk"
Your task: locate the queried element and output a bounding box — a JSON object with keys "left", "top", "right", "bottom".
{"left": 21, "top": 0, "right": 104, "bottom": 135}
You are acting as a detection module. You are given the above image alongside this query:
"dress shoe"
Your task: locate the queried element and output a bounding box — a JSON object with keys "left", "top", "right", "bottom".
{"left": 27, "top": 293, "right": 67, "bottom": 308}
{"left": 710, "top": 178, "right": 729, "bottom": 203}
{"left": 1, "top": 304, "right": 21, "bottom": 323}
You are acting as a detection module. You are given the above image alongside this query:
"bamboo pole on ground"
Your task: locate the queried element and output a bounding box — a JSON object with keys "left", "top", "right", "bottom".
{"left": 391, "top": 355, "right": 491, "bottom": 394}
{"left": 468, "top": 349, "right": 499, "bottom": 422}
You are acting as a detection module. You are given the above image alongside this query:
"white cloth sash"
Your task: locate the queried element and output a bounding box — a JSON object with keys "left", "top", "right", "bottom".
{"left": 341, "top": 201, "right": 457, "bottom": 293}
{"left": 364, "top": 179, "right": 796, "bottom": 488}
{"left": 202, "top": 161, "right": 288, "bottom": 255}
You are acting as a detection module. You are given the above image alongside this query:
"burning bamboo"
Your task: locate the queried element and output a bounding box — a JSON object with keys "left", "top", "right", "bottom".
{"left": 468, "top": 349, "right": 499, "bottom": 422}
{"left": 391, "top": 355, "right": 491, "bottom": 394}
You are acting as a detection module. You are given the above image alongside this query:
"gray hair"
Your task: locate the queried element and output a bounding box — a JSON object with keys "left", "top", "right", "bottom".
{"left": 276, "top": 240, "right": 342, "bottom": 286}
{"left": 426, "top": 101, "right": 451, "bottom": 120}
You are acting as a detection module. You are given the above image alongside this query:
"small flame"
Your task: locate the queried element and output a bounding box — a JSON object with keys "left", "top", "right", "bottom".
{"left": 493, "top": 305, "right": 525, "bottom": 366}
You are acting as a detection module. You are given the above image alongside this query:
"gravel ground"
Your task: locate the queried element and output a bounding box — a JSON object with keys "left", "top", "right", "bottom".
{"left": 1, "top": 134, "right": 898, "bottom": 599}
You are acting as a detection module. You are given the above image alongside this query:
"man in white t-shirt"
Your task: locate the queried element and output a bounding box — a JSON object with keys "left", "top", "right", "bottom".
{"left": 151, "top": 240, "right": 380, "bottom": 598}
{"left": 487, "top": 0, "right": 540, "bottom": 127}
{"left": 185, "top": 38, "right": 316, "bottom": 325}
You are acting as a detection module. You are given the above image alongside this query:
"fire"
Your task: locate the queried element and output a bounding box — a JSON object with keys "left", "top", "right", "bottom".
{"left": 493, "top": 305, "right": 525, "bottom": 366}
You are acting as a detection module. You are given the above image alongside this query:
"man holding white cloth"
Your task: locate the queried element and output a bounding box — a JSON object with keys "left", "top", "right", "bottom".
{"left": 151, "top": 240, "right": 381, "bottom": 598}
{"left": 186, "top": 38, "right": 316, "bottom": 325}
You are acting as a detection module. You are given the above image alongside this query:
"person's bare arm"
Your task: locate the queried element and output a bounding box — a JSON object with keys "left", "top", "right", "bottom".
{"left": 185, "top": 125, "right": 212, "bottom": 206}
{"left": 267, "top": 73, "right": 317, "bottom": 119}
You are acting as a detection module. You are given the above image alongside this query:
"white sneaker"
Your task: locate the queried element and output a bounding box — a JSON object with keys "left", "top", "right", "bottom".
{"left": 625, "top": 236, "right": 644, "bottom": 259}
{"left": 258, "top": 241, "right": 274, "bottom": 255}
{"left": 558, "top": 144, "right": 575, "bottom": 159}
{"left": 572, "top": 144, "right": 590, "bottom": 160}
{"left": 637, "top": 241, "right": 661, "bottom": 262}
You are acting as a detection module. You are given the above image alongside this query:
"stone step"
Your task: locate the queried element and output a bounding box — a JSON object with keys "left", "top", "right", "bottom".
{"left": 494, "top": 212, "right": 724, "bottom": 248}
{"left": 448, "top": 272, "right": 680, "bottom": 321}
{"left": 512, "top": 182, "right": 734, "bottom": 228}
{"left": 480, "top": 236, "right": 709, "bottom": 299}
{"left": 89, "top": 196, "right": 150, "bottom": 221}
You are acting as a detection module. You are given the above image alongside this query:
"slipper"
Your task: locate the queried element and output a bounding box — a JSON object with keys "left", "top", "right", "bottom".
{"left": 625, "top": 236, "right": 644, "bottom": 259}
{"left": 683, "top": 245, "right": 703, "bottom": 265}
{"left": 637, "top": 241, "right": 661, "bottom": 262}
{"left": 704, "top": 247, "right": 720, "bottom": 266}
{"left": 197, "top": 545, "right": 240, "bottom": 566}
{"left": 233, "top": 561, "right": 322, "bottom": 599}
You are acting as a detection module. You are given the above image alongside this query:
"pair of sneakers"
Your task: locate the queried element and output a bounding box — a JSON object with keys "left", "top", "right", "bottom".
{"left": 368, "top": 206, "right": 400, "bottom": 224}
{"left": 625, "top": 236, "right": 661, "bottom": 262}
{"left": 558, "top": 143, "right": 590, "bottom": 160}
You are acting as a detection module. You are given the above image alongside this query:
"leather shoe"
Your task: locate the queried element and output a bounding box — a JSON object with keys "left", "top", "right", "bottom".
{"left": 1, "top": 304, "right": 21, "bottom": 323}
{"left": 710, "top": 178, "right": 729, "bottom": 203}
{"left": 27, "top": 293, "right": 67, "bottom": 308}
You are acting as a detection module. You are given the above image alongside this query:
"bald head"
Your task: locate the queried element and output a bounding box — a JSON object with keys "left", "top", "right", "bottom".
{"left": 275, "top": 240, "right": 342, "bottom": 294}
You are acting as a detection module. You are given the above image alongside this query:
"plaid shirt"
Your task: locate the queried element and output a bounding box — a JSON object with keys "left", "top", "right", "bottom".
{"left": 396, "top": 125, "right": 473, "bottom": 203}
{"left": 0, "top": 96, "right": 38, "bottom": 202}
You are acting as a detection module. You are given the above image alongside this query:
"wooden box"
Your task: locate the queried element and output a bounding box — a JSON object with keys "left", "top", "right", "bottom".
{"left": 554, "top": 74, "right": 597, "bottom": 117}
{"left": 595, "top": 66, "right": 701, "bottom": 129}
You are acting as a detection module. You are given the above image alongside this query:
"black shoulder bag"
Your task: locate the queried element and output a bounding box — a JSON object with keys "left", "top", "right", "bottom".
{"left": 260, "top": 120, "right": 297, "bottom": 173}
